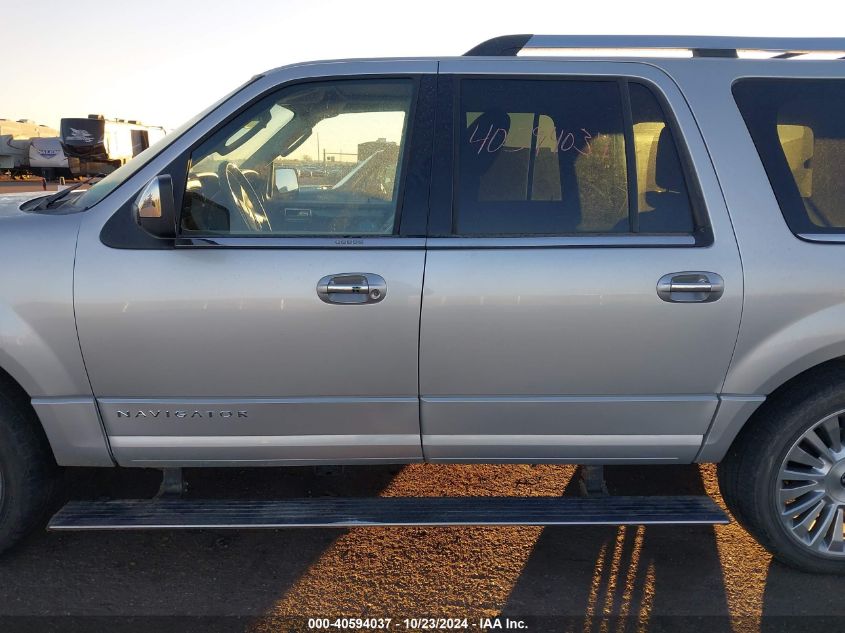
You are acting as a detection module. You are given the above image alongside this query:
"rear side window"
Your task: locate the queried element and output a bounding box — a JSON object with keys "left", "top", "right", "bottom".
{"left": 455, "top": 78, "right": 695, "bottom": 236}
{"left": 734, "top": 79, "right": 845, "bottom": 235}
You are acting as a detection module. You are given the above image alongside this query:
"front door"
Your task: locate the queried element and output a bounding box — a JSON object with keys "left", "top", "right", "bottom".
{"left": 419, "top": 61, "right": 743, "bottom": 463}
{"left": 74, "top": 72, "right": 434, "bottom": 466}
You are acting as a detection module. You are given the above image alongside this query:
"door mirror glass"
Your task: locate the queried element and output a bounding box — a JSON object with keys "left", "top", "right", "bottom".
{"left": 274, "top": 167, "right": 299, "bottom": 194}
{"left": 133, "top": 175, "right": 176, "bottom": 238}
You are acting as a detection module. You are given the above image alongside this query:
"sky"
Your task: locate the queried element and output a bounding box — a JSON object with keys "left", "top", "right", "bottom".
{"left": 2, "top": 0, "right": 842, "bottom": 131}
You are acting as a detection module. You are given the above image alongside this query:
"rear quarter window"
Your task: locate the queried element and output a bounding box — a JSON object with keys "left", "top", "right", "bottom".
{"left": 733, "top": 79, "right": 845, "bottom": 236}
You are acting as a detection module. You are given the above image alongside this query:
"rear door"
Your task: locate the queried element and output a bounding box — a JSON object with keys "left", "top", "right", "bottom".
{"left": 74, "top": 66, "right": 436, "bottom": 466}
{"left": 419, "top": 59, "right": 743, "bottom": 463}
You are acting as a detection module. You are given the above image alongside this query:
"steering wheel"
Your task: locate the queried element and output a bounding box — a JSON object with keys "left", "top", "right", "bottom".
{"left": 220, "top": 162, "right": 273, "bottom": 233}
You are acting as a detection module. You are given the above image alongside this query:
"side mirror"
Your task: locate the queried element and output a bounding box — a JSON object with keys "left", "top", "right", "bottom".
{"left": 133, "top": 175, "right": 176, "bottom": 238}
{"left": 274, "top": 167, "right": 299, "bottom": 194}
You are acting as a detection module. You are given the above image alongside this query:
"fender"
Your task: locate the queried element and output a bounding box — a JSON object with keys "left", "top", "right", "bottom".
{"left": 0, "top": 204, "right": 112, "bottom": 466}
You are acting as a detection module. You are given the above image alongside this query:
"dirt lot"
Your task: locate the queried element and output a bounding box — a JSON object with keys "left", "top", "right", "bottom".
{"left": 0, "top": 463, "right": 842, "bottom": 632}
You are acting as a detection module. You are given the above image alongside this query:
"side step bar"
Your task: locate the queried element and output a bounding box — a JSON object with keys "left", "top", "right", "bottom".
{"left": 49, "top": 496, "right": 727, "bottom": 531}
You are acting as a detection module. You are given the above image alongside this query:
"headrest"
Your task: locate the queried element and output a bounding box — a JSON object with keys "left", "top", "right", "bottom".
{"left": 655, "top": 126, "right": 685, "bottom": 192}
{"left": 462, "top": 110, "right": 511, "bottom": 176}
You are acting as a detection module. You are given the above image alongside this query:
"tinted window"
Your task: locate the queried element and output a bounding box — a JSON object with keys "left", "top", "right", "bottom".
{"left": 455, "top": 79, "right": 694, "bottom": 236}
{"left": 734, "top": 79, "right": 845, "bottom": 235}
{"left": 457, "top": 79, "right": 627, "bottom": 235}
{"left": 181, "top": 79, "right": 413, "bottom": 236}
{"left": 630, "top": 83, "right": 694, "bottom": 233}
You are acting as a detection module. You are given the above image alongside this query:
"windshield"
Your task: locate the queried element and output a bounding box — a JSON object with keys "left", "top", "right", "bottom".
{"left": 67, "top": 77, "right": 260, "bottom": 210}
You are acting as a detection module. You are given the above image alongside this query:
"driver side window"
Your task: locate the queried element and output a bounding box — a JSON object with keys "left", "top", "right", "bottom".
{"left": 180, "top": 79, "right": 414, "bottom": 236}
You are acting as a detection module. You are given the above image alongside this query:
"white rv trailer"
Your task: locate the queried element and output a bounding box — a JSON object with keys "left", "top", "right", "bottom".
{"left": 0, "top": 119, "right": 57, "bottom": 173}
{"left": 28, "top": 138, "right": 77, "bottom": 180}
{"left": 60, "top": 115, "right": 166, "bottom": 176}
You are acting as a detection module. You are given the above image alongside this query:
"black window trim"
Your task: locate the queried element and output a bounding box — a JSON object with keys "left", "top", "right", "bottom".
{"left": 100, "top": 73, "right": 434, "bottom": 250}
{"left": 432, "top": 72, "right": 713, "bottom": 248}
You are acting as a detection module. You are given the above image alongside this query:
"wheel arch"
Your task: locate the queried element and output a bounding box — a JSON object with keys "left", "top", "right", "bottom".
{"left": 700, "top": 355, "right": 845, "bottom": 462}
{"left": 0, "top": 355, "right": 114, "bottom": 468}
{"left": 0, "top": 363, "right": 56, "bottom": 464}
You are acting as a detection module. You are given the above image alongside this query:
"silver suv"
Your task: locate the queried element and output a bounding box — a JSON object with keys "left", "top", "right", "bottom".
{"left": 2, "top": 35, "right": 845, "bottom": 574}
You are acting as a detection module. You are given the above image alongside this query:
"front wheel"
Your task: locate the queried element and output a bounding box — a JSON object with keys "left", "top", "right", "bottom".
{"left": 0, "top": 388, "right": 58, "bottom": 555}
{"left": 719, "top": 370, "right": 845, "bottom": 574}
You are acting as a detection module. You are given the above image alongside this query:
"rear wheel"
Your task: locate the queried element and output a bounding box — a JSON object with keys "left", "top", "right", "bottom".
{"left": 0, "top": 388, "right": 58, "bottom": 555}
{"left": 719, "top": 368, "right": 845, "bottom": 574}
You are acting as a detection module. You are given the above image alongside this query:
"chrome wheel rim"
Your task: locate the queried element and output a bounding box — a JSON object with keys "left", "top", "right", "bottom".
{"left": 777, "top": 410, "right": 845, "bottom": 557}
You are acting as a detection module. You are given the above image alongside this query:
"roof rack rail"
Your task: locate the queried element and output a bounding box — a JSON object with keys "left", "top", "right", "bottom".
{"left": 464, "top": 35, "right": 534, "bottom": 56}
{"left": 464, "top": 35, "right": 845, "bottom": 59}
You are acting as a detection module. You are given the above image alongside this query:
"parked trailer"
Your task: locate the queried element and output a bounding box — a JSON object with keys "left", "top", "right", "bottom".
{"left": 0, "top": 136, "right": 29, "bottom": 172}
{"left": 0, "top": 119, "right": 57, "bottom": 176}
{"left": 60, "top": 115, "right": 166, "bottom": 176}
{"left": 28, "top": 138, "right": 77, "bottom": 180}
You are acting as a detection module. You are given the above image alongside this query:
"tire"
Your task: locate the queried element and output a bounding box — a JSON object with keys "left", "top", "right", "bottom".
{"left": 718, "top": 363, "right": 845, "bottom": 574}
{"left": 0, "top": 386, "right": 58, "bottom": 555}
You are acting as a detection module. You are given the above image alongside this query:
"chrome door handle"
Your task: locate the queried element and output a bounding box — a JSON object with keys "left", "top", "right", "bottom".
{"left": 668, "top": 280, "right": 712, "bottom": 293}
{"left": 326, "top": 281, "right": 368, "bottom": 294}
{"left": 317, "top": 273, "right": 387, "bottom": 305}
{"left": 657, "top": 272, "right": 724, "bottom": 303}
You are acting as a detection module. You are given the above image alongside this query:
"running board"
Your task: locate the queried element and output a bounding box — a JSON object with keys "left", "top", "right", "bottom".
{"left": 48, "top": 496, "right": 728, "bottom": 530}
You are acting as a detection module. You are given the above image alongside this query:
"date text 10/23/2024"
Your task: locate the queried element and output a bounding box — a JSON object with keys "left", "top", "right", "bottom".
{"left": 307, "top": 617, "right": 529, "bottom": 630}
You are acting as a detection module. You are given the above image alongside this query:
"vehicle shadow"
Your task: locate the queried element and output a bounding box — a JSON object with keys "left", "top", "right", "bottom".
{"left": 500, "top": 464, "right": 735, "bottom": 632}
{"left": 0, "top": 465, "right": 403, "bottom": 633}
{"left": 760, "top": 557, "right": 845, "bottom": 632}
{"left": 503, "top": 464, "right": 845, "bottom": 633}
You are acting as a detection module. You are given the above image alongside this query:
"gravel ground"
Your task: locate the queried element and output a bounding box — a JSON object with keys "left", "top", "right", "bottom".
{"left": 0, "top": 463, "right": 842, "bottom": 633}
